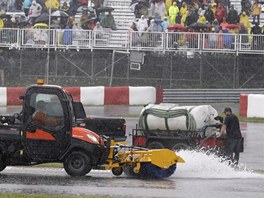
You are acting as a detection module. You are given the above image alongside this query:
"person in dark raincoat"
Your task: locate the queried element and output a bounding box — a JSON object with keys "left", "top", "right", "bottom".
{"left": 101, "top": 11, "right": 116, "bottom": 30}
{"left": 227, "top": 5, "right": 239, "bottom": 24}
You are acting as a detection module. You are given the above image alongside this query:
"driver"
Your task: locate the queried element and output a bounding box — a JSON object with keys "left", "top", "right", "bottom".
{"left": 32, "top": 100, "right": 62, "bottom": 128}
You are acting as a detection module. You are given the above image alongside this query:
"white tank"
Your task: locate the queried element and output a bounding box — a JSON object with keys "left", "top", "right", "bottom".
{"left": 138, "top": 104, "right": 218, "bottom": 131}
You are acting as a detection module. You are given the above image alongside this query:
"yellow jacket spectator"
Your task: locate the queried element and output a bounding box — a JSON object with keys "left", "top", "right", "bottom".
{"left": 240, "top": 11, "right": 251, "bottom": 29}
{"left": 0, "top": 19, "right": 4, "bottom": 28}
{"left": 180, "top": 3, "right": 188, "bottom": 16}
{"left": 45, "top": 0, "right": 60, "bottom": 9}
{"left": 211, "top": 3, "right": 217, "bottom": 14}
{"left": 197, "top": 15, "right": 206, "bottom": 24}
{"left": 252, "top": 1, "right": 261, "bottom": 24}
{"left": 252, "top": 2, "right": 261, "bottom": 16}
{"left": 181, "top": 10, "right": 188, "bottom": 26}
{"left": 169, "top": 2, "right": 179, "bottom": 24}
{"left": 166, "top": 0, "right": 173, "bottom": 13}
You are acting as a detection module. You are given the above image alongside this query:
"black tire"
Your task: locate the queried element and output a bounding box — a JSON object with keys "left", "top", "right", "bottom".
{"left": 0, "top": 153, "right": 7, "bottom": 172}
{"left": 63, "top": 151, "right": 92, "bottom": 177}
{"left": 171, "top": 142, "right": 189, "bottom": 152}
{"left": 147, "top": 141, "right": 165, "bottom": 149}
{"left": 123, "top": 164, "right": 140, "bottom": 177}
{"left": 111, "top": 167, "right": 123, "bottom": 176}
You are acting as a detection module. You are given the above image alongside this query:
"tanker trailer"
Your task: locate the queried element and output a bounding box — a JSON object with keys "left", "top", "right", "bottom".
{"left": 132, "top": 104, "right": 224, "bottom": 151}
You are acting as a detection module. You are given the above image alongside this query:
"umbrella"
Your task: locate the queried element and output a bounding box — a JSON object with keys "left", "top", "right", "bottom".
{"left": 33, "top": 23, "right": 48, "bottom": 28}
{"left": 77, "top": 6, "right": 94, "bottom": 13}
{"left": 130, "top": 0, "right": 148, "bottom": 5}
{"left": 95, "top": 6, "right": 115, "bottom": 13}
{"left": 167, "top": 23, "right": 186, "bottom": 31}
{"left": 51, "top": 10, "right": 69, "bottom": 17}
{"left": 17, "top": 20, "right": 30, "bottom": 27}
{"left": 34, "top": 12, "right": 49, "bottom": 24}
{"left": 81, "top": 17, "right": 97, "bottom": 24}
{"left": 188, "top": 22, "right": 211, "bottom": 29}
{"left": 225, "top": 24, "right": 239, "bottom": 29}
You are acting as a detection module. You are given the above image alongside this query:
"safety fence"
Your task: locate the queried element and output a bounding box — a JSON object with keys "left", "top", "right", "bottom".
{"left": 0, "top": 28, "right": 264, "bottom": 54}
{"left": 163, "top": 89, "right": 264, "bottom": 104}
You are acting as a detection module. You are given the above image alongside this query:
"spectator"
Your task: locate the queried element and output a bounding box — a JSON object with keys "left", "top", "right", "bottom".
{"left": 29, "top": 1, "right": 42, "bottom": 25}
{"left": 251, "top": 23, "right": 262, "bottom": 50}
{"left": 222, "top": 28, "right": 234, "bottom": 49}
{"left": 101, "top": 11, "right": 117, "bottom": 30}
{"left": 215, "top": 3, "right": 226, "bottom": 23}
{"left": 60, "top": 2, "right": 69, "bottom": 12}
{"left": 227, "top": 5, "right": 239, "bottom": 24}
{"left": 181, "top": 10, "right": 188, "bottom": 25}
{"left": 165, "top": 0, "right": 173, "bottom": 13}
{"left": 197, "top": 13, "right": 206, "bottom": 24}
{"left": 175, "top": 12, "right": 182, "bottom": 24}
{"left": 186, "top": 8, "right": 199, "bottom": 26}
{"left": 220, "top": 17, "right": 228, "bottom": 30}
{"left": 68, "top": 0, "right": 78, "bottom": 16}
{"left": 204, "top": 5, "right": 215, "bottom": 24}
{"left": 161, "top": 17, "right": 170, "bottom": 32}
{"left": 80, "top": 0, "right": 89, "bottom": 6}
{"left": 211, "top": 2, "right": 217, "bottom": 15}
{"left": 239, "top": 23, "right": 248, "bottom": 43}
{"left": 212, "top": 19, "right": 221, "bottom": 32}
{"left": 128, "top": 22, "right": 139, "bottom": 46}
{"left": 169, "top": 2, "right": 179, "bottom": 24}
{"left": 93, "top": 0, "right": 104, "bottom": 8}
{"left": 241, "top": 0, "right": 251, "bottom": 16}
{"left": 239, "top": 11, "right": 251, "bottom": 29}
{"left": 251, "top": 0, "right": 261, "bottom": 25}
{"left": 208, "top": 27, "right": 217, "bottom": 48}
{"left": 137, "top": 15, "right": 148, "bottom": 36}
{"left": 180, "top": 2, "right": 188, "bottom": 18}
{"left": 149, "top": 0, "right": 156, "bottom": 17}
{"left": 62, "top": 25, "right": 73, "bottom": 45}
{"left": 22, "top": 0, "right": 33, "bottom": 16}
{"left": 147, "top": 19, "right": 162, "bottom": 32}
{"left": 93, "top": 21, "right": 104, "bottom": 38}
{"left": 155, "top": 0, "right": 166, "bottom": 19}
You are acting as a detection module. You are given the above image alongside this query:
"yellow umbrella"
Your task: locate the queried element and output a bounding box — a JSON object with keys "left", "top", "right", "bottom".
{"left": 33, "top": 23, "right": 48, "bottom": 28}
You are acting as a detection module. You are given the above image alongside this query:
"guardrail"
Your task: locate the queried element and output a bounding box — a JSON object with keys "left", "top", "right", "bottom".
{"left": 0, "top": 28, "right": 264, "bottom": 54}
{"left": 163, "top": 89, "right": 264, "bottom": 103}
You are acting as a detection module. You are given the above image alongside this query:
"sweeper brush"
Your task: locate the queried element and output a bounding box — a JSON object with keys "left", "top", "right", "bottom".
{"left": 100, "top": 141, "right": 185, "bottom": 179}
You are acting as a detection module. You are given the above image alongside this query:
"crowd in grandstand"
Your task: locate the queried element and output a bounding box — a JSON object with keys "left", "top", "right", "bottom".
{"left": 0, "top": 0, "right": 263, "bottom": 49}
{"left": 130, "top": 0, "right": 264, "bottom": 33}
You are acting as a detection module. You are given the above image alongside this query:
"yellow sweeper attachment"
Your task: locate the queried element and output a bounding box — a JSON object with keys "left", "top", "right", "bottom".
{"left": 101, "top": 140, "right": 184, "bottom": 178}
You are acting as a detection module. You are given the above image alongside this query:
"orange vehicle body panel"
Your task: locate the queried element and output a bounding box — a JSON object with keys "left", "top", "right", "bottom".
{"left": 72, "top": 127, "right": 104, "bottom": 145}
{"left": 26, "top": 129, "right": 55, "bottom": 140}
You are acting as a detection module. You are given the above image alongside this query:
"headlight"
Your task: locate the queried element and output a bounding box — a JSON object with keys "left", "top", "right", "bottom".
{"left": 86, "top": 134, "right": 99, "bottom": 144}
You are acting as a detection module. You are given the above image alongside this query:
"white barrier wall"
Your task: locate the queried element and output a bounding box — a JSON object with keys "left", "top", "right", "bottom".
{"left": 80, "top": 86, "right": 105, "bottom": 106}
{"left": 129, "top": 86, "right": 156, "bottom": 105}
{"left": 0, "top": 87, "right": 7, "bottom": 107}
{"left": 247, "top": 94, "right": 264, "bottom": 118}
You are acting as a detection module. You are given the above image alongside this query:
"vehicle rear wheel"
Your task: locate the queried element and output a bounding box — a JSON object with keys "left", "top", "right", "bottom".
{"left": 111, "top": 167, "right": 123, "bottom": 176}
{"left": 63, "top": 151, "right": 92, "bottom": 177}
{"left": 0, "top": 153, "right": 7, "bottom": 172}
{"left": 171, "top": 143, "right": 189, "bottom": 152}
{"left": 147, "top": 141, "right": 165, "bottom": 149}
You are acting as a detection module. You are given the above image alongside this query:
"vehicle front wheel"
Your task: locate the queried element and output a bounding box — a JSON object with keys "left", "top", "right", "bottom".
{"left": 63, "top": 151, "right": 92, "bottom": 177}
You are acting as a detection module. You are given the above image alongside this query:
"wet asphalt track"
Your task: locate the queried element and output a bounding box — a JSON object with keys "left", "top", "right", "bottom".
{"left": 0, "top": 106, "right": 263, "bottom": 198}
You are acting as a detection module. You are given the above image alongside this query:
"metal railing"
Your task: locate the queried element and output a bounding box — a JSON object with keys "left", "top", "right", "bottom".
{"left": 163, "top": 89, "right": 264, "bottom": 103}
{"left": 0, "top": 28, "right": 264, "bottom": 54}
